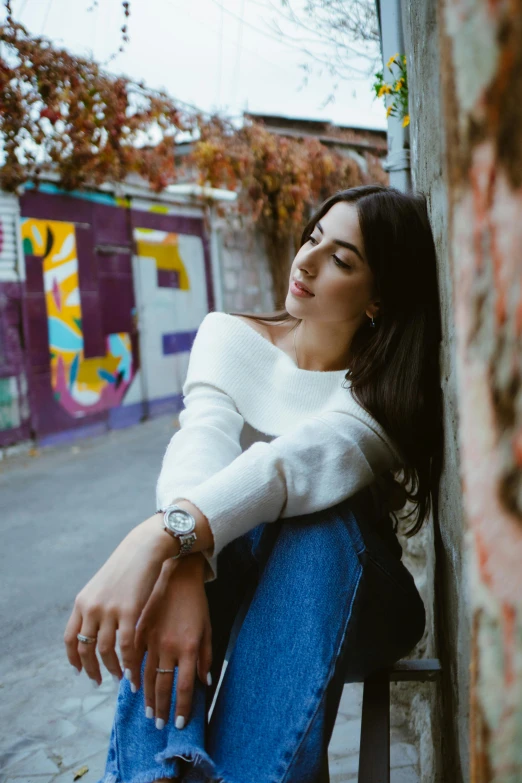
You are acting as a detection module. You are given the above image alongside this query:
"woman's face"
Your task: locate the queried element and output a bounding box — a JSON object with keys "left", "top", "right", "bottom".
{"left": 285, "top": 201, "right": 378, "bottom": 326}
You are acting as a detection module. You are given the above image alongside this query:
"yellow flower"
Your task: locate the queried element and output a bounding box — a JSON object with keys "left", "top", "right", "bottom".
{"left": 402, "top": 114, "right": 410, "bottom": 127}
{"left": 386, "top": 105, "right": 393, "bottom": 118}
{"left": 378, "top": 84, "right": 392, "bottom": 97}
{"left": 395, "top": 78, "right": 404, "bottom": 91}
{"left": 387, "top": 52, "right": 399, "bottom": 69}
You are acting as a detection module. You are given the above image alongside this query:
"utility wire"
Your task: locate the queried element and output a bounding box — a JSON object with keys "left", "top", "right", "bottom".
{"left": 217, "top": 0, "right": 224, "bottom": 108}
{"left": 160, "top": 0, "right": 294, "bottom": 75}
{"left": 41, "top": 0, "right": 53, "bottom": 33}
{"left": 231, "top": 0, "right": 245, "bottom": 110}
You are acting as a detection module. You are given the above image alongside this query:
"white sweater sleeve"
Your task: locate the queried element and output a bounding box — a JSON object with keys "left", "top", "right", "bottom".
{"left": 155, "top": 320, "right": 245, "bottom": 583}
{"left": 178, "top": 410, "right": 401, "bottom": 581}
{"left": 155, "top": 382, "right": 244, "bottom": 582}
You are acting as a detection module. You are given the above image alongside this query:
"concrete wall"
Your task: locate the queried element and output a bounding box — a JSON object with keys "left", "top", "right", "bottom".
{"left": 402, "top": 1, "right": 470, "bottom": 780}
{"left": 437, "top": 1, "right": 522, "bottom": 780}
{"left": 215, "top": 214, "right": 275, "bottom": 315}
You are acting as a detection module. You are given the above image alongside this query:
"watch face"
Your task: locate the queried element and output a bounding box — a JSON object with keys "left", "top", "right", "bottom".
{"left": 166, "top": 509, "right": 194, "bottom": 534}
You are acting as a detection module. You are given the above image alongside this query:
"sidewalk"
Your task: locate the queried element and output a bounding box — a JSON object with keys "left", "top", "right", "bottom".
{"left": 0, "top": 417, "right": 420, "bottom": 782}
{"left": 0, "top": 654, "right": 419, "bottom": 783}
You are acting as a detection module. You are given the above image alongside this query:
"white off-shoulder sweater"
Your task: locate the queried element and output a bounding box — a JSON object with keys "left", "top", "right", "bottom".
{"left": 155, "top": 311, "right": 403, "bottom": 582}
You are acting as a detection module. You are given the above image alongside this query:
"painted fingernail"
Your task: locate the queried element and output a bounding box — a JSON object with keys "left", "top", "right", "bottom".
{"left": 206, "top": 672, "right": 212, "bottom": 686}
{"left": 124, "top": 668, "right": 132, "bottom": 681}
{"left": 130, "top": 682, "right": 137, "bottom": 694}
{"left": 145, "top": 706, "right": 154, "bottom": 719}
{"left": 156, "top": 718, "right": 165, "bottom": 730}
{"left": 90, "top": 679, "right": 100, "bottom": 689}
{"left": 175, "top": 715, "right": 185, "bottom": 730}
{"left": 112, "top": 674, "right": 121, "bottom": 685}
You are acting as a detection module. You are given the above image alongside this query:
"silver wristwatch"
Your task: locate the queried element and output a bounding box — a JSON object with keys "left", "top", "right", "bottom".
{"left": 157, "top": 504, "right": 198, "bottom": 560}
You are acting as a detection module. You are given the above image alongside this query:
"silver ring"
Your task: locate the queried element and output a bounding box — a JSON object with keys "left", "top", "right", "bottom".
{"left": 77, "top": 633, "right": 97, "bottom": 644}
{"left": 156, "top": 668, "right": 175, "bottom": 673}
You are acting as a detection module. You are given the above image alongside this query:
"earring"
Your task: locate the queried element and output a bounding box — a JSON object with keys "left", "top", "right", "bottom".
{"left": 370, "top": 315, "right": 376, "bottom": 328}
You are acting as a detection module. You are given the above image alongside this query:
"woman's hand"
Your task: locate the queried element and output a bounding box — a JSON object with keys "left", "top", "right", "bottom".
{"left": 64, "top": 514, "right": 178, "bottom": 687}
{"left": 135, "top": 552, "right": 212, "bottom": 730}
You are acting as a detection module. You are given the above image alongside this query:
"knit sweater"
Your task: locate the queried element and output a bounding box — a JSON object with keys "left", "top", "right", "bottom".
{"left": 155, "top": 311, "right": 403, "bottom": 582}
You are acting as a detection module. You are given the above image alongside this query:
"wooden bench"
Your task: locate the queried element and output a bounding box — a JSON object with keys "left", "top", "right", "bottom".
{"left": 355, "top": 658, "right": 442, "bottom": 783}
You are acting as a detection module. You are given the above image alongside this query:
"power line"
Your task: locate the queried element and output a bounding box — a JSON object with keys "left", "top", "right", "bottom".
{"left": 217, "top": 1, "right": 224, "bottom": 107}
{"left": 159, "top": 0, "right": 295, "bottom": 75}
{"left": 41, "top": 0, "right": 53, "bottom": 33}
{"left": 207, "top": 0, "right": 317, "bottom": 53}
{"left": 231, "top": 0, "right": 245, "bottom": 110}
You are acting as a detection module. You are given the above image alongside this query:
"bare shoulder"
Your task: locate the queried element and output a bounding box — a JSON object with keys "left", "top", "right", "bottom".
{"left": 232, "top": 314, "right": 265, "bottom": 334}
{"left": 231, "top": 314, "right": 294, "bottom": 350}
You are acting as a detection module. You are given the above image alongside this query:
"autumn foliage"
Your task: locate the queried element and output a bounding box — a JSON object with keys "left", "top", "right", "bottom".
{"left": 0, "top": 19, "right": 197, "bottom": 192}
{"left": 192, "top": 117, "right": 372, "bottom": 303}
{"left": 0, "top": 17, "right": 386, "bottom": 300}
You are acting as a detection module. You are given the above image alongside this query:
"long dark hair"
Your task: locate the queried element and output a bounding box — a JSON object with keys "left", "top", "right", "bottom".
{"left": 231, "top": 184, "right": 443, "bottom": 536}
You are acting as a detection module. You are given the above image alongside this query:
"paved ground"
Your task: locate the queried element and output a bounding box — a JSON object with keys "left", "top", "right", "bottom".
{"left": 0, "top": 416, "right": 419, "bottom": 783}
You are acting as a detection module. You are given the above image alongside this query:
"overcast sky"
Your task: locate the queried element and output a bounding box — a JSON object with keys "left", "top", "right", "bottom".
{"left": 4, "top": 0, "right": 387, "bottom": 130}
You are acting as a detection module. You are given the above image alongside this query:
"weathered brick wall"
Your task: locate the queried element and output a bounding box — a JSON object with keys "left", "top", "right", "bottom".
{"left": 438, "top": 1, "right": 522, "bottom": 780}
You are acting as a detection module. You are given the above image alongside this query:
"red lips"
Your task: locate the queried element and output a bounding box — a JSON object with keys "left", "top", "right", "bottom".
{"left": 293, "top": 279, "right": 314, "bottom": 295}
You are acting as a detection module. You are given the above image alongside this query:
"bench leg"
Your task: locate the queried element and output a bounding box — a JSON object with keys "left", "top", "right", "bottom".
{"left": 357, "top": 670, "right": 390, "bottom": 783}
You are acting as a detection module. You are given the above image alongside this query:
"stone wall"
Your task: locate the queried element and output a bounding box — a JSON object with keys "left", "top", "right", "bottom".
{"left": 402, "top": 2, "right": 470, "bottom": 781}
{"left": 213, "top": 214, "right": 275, "bottom": 316}
{"left": 438, "top": 1, "right": 522, "bottom": 779}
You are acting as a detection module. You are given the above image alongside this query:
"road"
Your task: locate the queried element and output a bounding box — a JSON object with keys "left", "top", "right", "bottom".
{"left": 0, "top": 416, "right": 176, "bottom": 675}
{"left": 0, "top": 416, "right": 419, "bottom": 783}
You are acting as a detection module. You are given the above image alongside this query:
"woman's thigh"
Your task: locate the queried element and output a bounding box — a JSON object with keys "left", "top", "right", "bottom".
{"left": 205, "top": 492, "right": 425, "bottom": 783}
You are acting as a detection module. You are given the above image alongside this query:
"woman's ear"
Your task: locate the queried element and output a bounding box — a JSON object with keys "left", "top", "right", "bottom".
{"left": 366, "top": 300, "right": 380, "bottom": 320}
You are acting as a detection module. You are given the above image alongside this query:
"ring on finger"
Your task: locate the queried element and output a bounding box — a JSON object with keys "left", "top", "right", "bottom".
{"left": 156, "top": 668, "right": 175, "bottom": 673}
{"left": 77, "top": 633, "right": 97, "bottom": 644}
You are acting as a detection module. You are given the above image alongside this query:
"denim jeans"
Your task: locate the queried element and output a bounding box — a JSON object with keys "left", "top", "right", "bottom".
{"left": 99, "top": 487, "right": 426, "bottom": 783}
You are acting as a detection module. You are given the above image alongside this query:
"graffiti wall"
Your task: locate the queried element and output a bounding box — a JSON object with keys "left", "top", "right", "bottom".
{"left": 17, "top": 187, "right": 214, "bottom": 445}
{"left": 127, "top": 212, "right": 209, "bottom": 418}
{"left": 21, "top": 217, "right": 133, "bottom": 418}
{"left": 0, "top": 193, "right": 31, "bottom": 447}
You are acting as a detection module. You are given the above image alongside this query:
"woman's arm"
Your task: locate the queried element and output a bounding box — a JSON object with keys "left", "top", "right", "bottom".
{"left": 171, "top": 410, "right": 402, "bottom": 581}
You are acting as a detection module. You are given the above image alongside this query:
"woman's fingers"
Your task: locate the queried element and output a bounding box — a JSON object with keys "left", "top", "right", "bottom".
{"left": 197, "top": 622, "right": 213, "bottom": 687}
{"left": 118, "top": 612, "right": 141, "bottom": 692}
{"left": 154, "top": 659, "right": 176, "bottom": 729}
{"left": 63, "top": 603, "right": 83, "bottom": 672}
{"left": 143, "top": 646, "right": 158, "bottom": 720}
{"left": 77, "top": 625, "right": 102, "bottom": 685}
{"left": 173, "top": 654, "right": 197, "bottom": 729}
{"left": 97, "top": 618, "right": 122, "bottom": 683}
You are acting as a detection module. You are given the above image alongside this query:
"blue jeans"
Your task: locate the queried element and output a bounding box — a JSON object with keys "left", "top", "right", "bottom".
{"left": 99, "top": 488, "right": 425, "bottom": 783}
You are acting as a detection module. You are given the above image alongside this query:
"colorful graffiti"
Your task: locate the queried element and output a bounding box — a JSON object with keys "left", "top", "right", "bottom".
{"left": 135, "top": 229, "right": 190, "bottom": 290}
{"left": 21, "top": 218, "right": 133, "bottom": 417}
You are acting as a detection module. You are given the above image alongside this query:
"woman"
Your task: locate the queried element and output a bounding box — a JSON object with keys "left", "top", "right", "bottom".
{"left": 64, "top": 184, "right": 442, "bottom": 783}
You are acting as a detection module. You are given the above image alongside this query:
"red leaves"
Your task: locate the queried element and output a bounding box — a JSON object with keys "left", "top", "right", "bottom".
{"left": 0, "top": 18, "right": 194, "bottom": 193}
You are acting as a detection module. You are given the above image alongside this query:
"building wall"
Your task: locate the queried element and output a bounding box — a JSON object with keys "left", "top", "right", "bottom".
{"left": 14, "top": 186, "right": 214, "bottom": 446}
{"left": 437, "top": 1, "right": 522, "bottom": 780}
{"left": 402, "top": 2, "right": 470, "bottom": 781}
{"left": 0, "top": 193, "right": 31, "bottom": 447}
{"left": 215, "top": 214, "right": 275, "bottom": 315}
